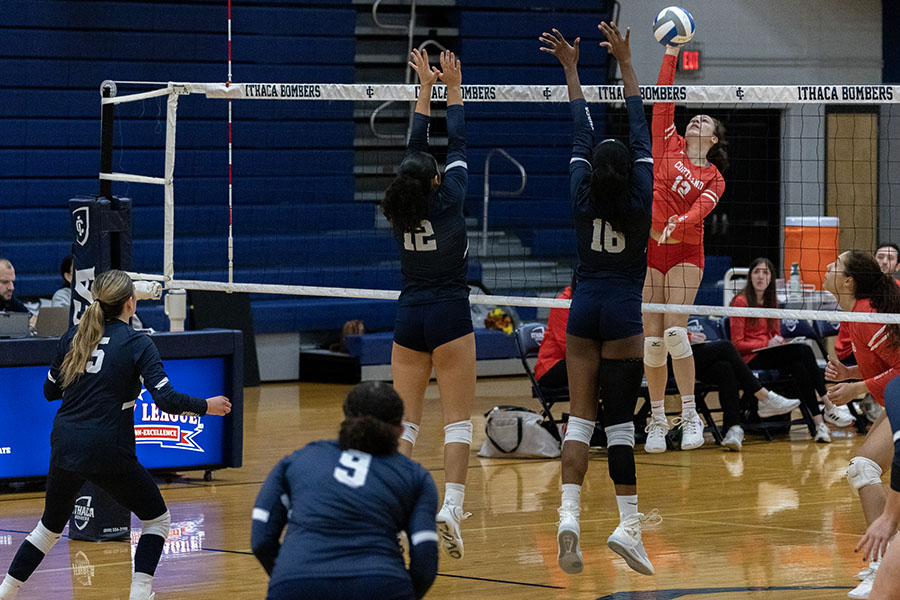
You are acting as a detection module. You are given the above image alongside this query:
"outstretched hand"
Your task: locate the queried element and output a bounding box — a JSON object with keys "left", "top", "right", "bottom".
{"left": 825, "top": 358, "right": 851, "bottom": 382}
{"left": 439, "top": 50, "right": 461, "bottom": 88}
{"left": 539, "top": 28, "right": 580, "bottom": 69}
{"left": 598, "top": 21, "right": 631, "bottom": 64}
{"left": 408, "top": 48, "right": 441, "bottom": 87}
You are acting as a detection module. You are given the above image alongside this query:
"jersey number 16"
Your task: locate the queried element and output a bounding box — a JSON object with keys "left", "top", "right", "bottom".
{"left": 590, "top": 219, "right": 625, "bottom": 254}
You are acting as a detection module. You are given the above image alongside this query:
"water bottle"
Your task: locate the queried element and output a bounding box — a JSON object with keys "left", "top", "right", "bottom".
{"left": 787, "top": 263, "right": 802, "bottom": 308}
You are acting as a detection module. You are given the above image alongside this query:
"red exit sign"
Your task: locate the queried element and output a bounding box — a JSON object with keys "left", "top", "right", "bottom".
{"left": 681, "top": 50, "right": 701, "bottom": 71}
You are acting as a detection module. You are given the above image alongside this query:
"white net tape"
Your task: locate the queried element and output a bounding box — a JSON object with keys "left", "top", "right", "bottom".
{"left": 106, "top": 82, "right": 900, "bottom": 105}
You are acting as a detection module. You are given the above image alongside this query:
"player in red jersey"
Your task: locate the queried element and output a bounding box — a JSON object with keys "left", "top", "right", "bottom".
{"left": 642, "top": 44, "right": 728, "bottom": 453}
{"left": 824, "top": 250, "right": 900, "bottom": 599}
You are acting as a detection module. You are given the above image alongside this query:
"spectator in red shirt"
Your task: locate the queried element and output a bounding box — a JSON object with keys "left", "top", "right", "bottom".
{"left": 534, "top": 284, "right": 573, "bottom": 389}
{"left": 824, "top": 250, "right": 900, "bottom": 598}
{"left": 729, "top": 258, "right": 846, "bottom": 443}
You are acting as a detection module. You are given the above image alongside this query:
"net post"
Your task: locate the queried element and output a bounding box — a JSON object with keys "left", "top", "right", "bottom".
{"left": 99, "top": 81, "right": 116, "bottom": 202}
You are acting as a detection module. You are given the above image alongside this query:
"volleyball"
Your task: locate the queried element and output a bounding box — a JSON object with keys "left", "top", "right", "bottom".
{"left": 653, "top": 6, "right": 695, "bottom": 46}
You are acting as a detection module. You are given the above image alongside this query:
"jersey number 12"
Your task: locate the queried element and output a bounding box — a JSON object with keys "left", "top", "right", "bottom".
{"left": 403, "top": 220, "right": 437, "bottom": 252}
{"left": 590, "top": 219, "right": 625, "bottom": 254}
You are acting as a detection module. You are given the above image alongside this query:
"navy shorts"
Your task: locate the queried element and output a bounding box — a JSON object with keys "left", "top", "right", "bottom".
{"left": 394, "top": 298, "right": 474, "bottom": 352}
{"left": 566, "top": 278, "right": 643, "bottom": 341}
{"left": 268, "top": 576, "right": 415, "bottom": 600}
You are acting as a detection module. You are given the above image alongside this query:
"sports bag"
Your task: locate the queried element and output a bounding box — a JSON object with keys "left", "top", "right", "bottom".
{"left": 477, "top": 405, "right": 560, "bottom": 459}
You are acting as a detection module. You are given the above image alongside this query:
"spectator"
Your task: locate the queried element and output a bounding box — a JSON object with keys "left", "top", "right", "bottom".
{"left": 533, "top": 282, "right": 573, "bottom": 389}
{"left": 51, "top": 255, "right": 74, "bottom": 308}
{"left": 729, "top": 257, "right": 851, "bottom": 443}
{"left": 874, "top": 242, "right": 900, "bottom": 278}
{"left": 0, "top": 259, "right": 28, "bottom": 313}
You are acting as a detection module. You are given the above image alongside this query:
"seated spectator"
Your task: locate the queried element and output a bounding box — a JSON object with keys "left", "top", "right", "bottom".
{"left": 0, "top": 258, "right": 28, "bottom": 313}
{"left": 688, "top": 329, "right": 799, "bottom": 452}
{"left": 51, "top": 255, "right": 74, "bottom": 308}
{"left": 534, "top": 282, "right": 800, "bottom": 452}
{"left": 533, "top": 283, "right": 572, "bottom": 389}
{"left": 729, "top": 258, "right": 852, "bottom": 443}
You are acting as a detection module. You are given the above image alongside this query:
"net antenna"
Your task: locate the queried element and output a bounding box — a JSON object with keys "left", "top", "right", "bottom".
{"left": 99, "top": 81, "right": 900, "bottom": 325}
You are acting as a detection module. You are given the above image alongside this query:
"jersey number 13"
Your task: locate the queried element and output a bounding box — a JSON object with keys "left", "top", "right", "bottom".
{"left": 590, "top": 219, "right": 625, "bottom": 254}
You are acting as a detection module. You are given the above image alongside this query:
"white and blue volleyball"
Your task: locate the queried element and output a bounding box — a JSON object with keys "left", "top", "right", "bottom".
{"left": 653, "top": 6, "right": 695, "bottom": 46}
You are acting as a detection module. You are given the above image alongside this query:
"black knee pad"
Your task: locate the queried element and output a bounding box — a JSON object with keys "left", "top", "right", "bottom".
{"left": 607, "top": 445, "right": 637, "bottom": 486}
{"left": 599, "top": 358, "right": 644, "bottom": 426}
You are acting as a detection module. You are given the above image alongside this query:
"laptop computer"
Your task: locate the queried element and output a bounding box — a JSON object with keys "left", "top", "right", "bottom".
{"left": 0, "top": 311, "right": 31, "bottom": 339}
{"left": 34, "top": 306, "right": 71, "bottom": 337}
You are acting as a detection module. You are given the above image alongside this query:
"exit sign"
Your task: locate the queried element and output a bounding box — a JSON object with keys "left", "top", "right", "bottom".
{"left": 681, "top": 50, "right": 701, "bottom": 71}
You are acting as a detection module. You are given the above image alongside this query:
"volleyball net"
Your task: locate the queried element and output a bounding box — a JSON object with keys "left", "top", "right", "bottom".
{"left": 102, "top": 80, "right": 900, "bottom": 324}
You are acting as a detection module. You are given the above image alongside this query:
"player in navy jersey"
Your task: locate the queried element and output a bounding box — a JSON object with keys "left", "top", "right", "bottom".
{"left": 251, "top": 381, "right": 439, "bottom": 600}
{"left": 379, "top": 49, "right": 474, "bottom": 560}
{"left": 0, "top": 270, "right": 231, "bottom": 600}
{"left": 540, "top": 22, "right": 657, "bottom": 576}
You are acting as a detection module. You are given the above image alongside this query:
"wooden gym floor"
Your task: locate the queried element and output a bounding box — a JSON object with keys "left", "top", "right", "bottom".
{"left": 0, "top": 377, "right": 871, "bottom": 599}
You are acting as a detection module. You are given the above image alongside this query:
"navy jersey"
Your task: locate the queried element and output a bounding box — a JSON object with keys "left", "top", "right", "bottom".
{"left": 251, "top": 440, "right": 439, "bottom": 596}
{"left": 569, "top": 96, "right": 653, "bottom": 284}
{"left": 44, "top": 319, "right": 208, "bottom": 474}
{"left": 393, "top": 106, "right": 469, "bottom": 306}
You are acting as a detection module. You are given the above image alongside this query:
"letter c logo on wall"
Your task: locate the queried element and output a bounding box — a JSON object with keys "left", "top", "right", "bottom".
{"left": 74, "top": 207, "right": 90, "bottom": 246}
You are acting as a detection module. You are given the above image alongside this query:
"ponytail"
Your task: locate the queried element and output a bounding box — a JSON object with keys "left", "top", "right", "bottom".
{"left": 58, "top": 269, "right": 134, "bottom": 389}
{"left": 707, "top": 118, "right": 729, "bottom": 172}
{"left": 381, "top": 151, "right": 437, "bottom": 234}
{"left": 338, "top": 381, "right": 404, "bottom": 456}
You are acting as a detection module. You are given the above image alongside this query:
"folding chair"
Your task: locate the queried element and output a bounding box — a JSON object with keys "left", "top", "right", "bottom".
{"left": 515, "top": 323, "right": 568, "bottom": 442}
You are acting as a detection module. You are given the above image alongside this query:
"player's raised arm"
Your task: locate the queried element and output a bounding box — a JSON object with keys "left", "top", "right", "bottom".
{"left": 409, "top": 48, "right": 440, "bottom": 118}
{"left": 598, "top": 21, "right": 637, "bottom": 98}
{"left": 539, "top": 28, "right": 583, "bottom": 102}
{"left": 439, "top": 50, "right": 462, "bottom": 107}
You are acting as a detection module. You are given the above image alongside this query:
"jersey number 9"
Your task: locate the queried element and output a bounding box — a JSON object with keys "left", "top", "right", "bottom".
{"left": 333, "top": 450, "right": 372, "bottom": 489}
{"left": 590, "top": 219, "right": 625, "bottom": 254}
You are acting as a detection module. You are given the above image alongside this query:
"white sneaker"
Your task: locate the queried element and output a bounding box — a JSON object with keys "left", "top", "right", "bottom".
{"left": 824, "top": 405, "right": 855, "bottom": 428}
{"left": 861, "top": 396, "right": 883, "bottom": 423}
{"left": 848, "top": 560, "right": 878, "bottom": 598}
{"left": 436, "top": 502, "right": 471, "bottom": 560}
{"left": 557, "top": 506, "right": 583, "bottom": 574}
{"left": 814, "top": 422, "right": 832, "bottom": 443}
{"left": 757, "top": 391, "right": 801, "bottom": 418}
{"left": 857, "top": 560, "right": 877, "bottom": 581}
{"left": 674, "top": 410, "right": 704, "bottom": 450}
{"left": 721, "top": 425, "right": 744, "bottom": 452}
{"left": 606, "top": 510, "right": 661, "bottom": 575}
{"left": 644, "top": 415, "right": 669, "bottom": 454}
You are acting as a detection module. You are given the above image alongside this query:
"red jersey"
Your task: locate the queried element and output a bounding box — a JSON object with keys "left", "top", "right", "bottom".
{"left": 834, "top": 279, "right": 900, "bottom": 360}
{"left": 534, "top": 287, "right": 571, "bottom": 381}
{"left": 651, "top": 53, "right": 725, "bottom": 245}
{"left": 729, "top": 294, "right": 781, "bottom": 363}
{"left": 846, "top": 298, "right": 900, "bottom": 406}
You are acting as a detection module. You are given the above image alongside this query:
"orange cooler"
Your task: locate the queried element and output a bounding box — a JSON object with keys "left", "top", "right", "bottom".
{"left": 783, "top": 216, "right": 839, "bottom": 288}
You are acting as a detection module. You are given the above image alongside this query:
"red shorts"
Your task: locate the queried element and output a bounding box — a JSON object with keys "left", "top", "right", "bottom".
{"left": 647, "top": 240, "right": 705, "bottom": 273}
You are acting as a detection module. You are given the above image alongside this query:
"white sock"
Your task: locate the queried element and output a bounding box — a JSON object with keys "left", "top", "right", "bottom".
{"left": 616, "top": 495, "right": 639, "bottom": 521}
{"left": 129, "top": 572, "right": 153, "bottom": 600}
{"left": 561, "top": 483, "right": 581, "bottom": 510}
{"left": 681, "top": 395, "right": 696, "bottom": 413}
{"left": 444, "top": 482, "right": 465, "bottom": 508}
{"left": 650, "top": 400, "right": 665, "bottom": 419}
{"left": 0, "top": 574, "right": 23, "bottom": 600}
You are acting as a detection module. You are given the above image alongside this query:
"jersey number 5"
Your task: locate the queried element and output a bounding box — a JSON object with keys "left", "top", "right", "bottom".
{"left": 86, "top": 337, "right": 111, "bottom": 374}
{"left": 333, "top": 450, "right": 372, "bottom": 488}
{"left": 590, "top": 219, "right": 625, "bottom": 254}
{"left": 403, "top": 220, "right": 437, "bottom": 252}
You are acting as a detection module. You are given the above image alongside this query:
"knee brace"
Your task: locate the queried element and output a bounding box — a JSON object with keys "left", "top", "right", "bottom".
{"left": 443, "top": 420, "right": 473, "bottom": 445}
{"left": 401, "top": 420, "right": 420, "bottom": 446}
{"left": 846, "top": 457, "right": 883, "bottom": 491}
{"left": 604, "top": 422, "right": 635, "bottom": 448}
{"left": 607, "top": 445, "right": 637, "bottom": 486}
{"left": 25, "top": 521, "right": 62, "bottom": 555}
{"left": 599, "top": 358, "right": 644, "bottom": 424}
{"left": 644, "top": 337, "right": 667, "bottom": 368}
{"left": 141, "top": 510, "right": 171, "bottom": 540}
{"left": 664, "top": 326, "right": 693, "bottom": 360}
{"left": 564, "top": 416, "right": 595, "bottom": 446}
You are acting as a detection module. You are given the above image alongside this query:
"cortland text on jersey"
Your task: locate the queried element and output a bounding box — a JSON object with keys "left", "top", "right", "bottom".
{"left": 673, "top": 160, "right": 705, "bottom": 190}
